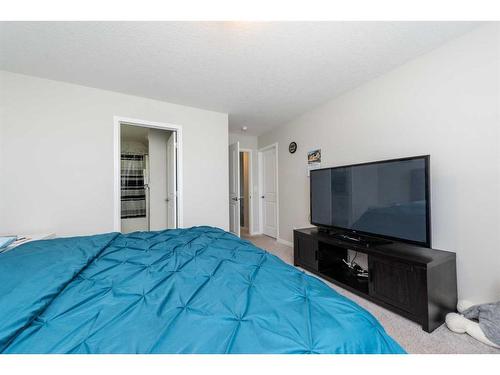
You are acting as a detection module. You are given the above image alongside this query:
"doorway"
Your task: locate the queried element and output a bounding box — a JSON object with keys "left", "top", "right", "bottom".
{"left": 258, "top": 143, "right": 279, "bottom": 239}
{"left": 239, "top": 150, "right": 252, "bottom": 236}
{"left": 114, "top": 117, "right": 182, "bottom": 233}
{"left": 228, "top": 142, "right": 253, "bottom": 237}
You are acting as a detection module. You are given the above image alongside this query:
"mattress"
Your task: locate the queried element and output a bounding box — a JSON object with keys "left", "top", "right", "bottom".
{"left": 0, "top": 226, "right": 405, "bottom": 354}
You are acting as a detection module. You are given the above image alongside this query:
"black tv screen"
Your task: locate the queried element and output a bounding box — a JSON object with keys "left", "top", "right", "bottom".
{"left": 310, "top": 156, "right": 430, "bottom": 247}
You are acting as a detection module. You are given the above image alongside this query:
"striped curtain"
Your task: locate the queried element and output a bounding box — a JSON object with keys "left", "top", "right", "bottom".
{"left": 121, "top": 154, "right": 146, "bottom": 219}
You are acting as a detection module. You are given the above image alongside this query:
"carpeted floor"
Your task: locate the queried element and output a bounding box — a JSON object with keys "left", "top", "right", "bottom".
{"left": 243, "top": 233, "right": 500, "bottom": 354}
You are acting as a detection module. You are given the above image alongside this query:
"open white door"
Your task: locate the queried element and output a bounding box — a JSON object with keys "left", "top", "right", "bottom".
{"left": 148, "top": 129, "right": 169, "bottom": 230}
{"left": 166, "top": 131, "right": 177, "bottom": 228}
{"left": 229, "top": 142, "right": 240, "bottom": 236}
{"left": 260, "top": 146, "right": 278, "bottom": 238}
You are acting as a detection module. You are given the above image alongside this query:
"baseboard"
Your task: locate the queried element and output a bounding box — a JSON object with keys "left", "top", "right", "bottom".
{"left": 277, "top": 237, "right": 293, "bottom": 247}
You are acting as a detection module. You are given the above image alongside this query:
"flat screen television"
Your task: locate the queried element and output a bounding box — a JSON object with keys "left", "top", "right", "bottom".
{"left": 310, "top": 155, "right": 431, "bottom": 247}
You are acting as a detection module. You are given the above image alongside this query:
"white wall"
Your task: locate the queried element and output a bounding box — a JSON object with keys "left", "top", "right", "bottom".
{"left": 229, "top": 132, "right": 258, "bottom": 150}
{"left": 0, "top": 71, "right": 229, "bottom": 236}
{"left": 121, "top": 217, "right": 148, "bottom": 234}
{"left": 121, "top": 139, "right": 148, "bottom": 155}
{"left": 258, "top": 24, "right": 500, "bottom": 303}
{"left": 229, "top": 132, "right": 260, "bottom": 234}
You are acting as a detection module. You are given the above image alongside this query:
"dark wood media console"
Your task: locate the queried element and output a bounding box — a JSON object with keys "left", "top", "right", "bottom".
{"left": 293, "top": 227, "right": 457, "bottom": 332}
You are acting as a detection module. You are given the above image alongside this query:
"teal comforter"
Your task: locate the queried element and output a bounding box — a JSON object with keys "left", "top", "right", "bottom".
{"left": 0, "top": 227, "right": 405, "bottom": 354}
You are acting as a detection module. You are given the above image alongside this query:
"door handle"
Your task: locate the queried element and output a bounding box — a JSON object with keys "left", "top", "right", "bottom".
{"left": 232, "top": 197, "right": 239, "bottom": 201}
{"left": 260, "top": 195, "right": 265, "bottom": 199}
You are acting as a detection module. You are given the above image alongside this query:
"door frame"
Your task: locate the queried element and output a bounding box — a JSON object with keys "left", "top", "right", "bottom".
{"left": 166, "top": 131, "right": 177, "bottom": 229}
{"left": 239, "top": 148, "right": 253, "bottom": 236}
{"left": 228, "top": 142, "right": 241, "bottom": 237}
{"left": 258, "top": 142, "right": 279, "bottom": 239}
{"left": 113, "top": 116, "right": 183, "bottom": 232}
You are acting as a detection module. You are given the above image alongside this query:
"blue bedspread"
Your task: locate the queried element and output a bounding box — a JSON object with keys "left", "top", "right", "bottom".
{"left": 0, "top": 227, "right": 405, "bottom": 354}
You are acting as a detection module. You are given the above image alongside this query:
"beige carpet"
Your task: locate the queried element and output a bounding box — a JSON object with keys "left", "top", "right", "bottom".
{"left": 243, "top": 234, "right": 500, "bottom": 354}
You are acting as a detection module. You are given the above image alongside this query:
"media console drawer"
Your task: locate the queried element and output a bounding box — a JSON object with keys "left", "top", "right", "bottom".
{"left": 293, "top": 233, "right": 318, "bottom": 271}
{"left": 293, "top": 227, "right": 457, "bottom": 333}
{"left": 368, "top": 256, "right": 424, "bottom": 316}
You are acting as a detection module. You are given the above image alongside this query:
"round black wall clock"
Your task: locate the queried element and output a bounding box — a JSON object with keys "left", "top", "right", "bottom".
{"left": 289, "top": 142, "right": 297, "bottom": 154}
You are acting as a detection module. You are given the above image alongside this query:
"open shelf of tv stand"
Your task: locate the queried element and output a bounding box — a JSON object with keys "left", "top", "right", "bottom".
{"left": 320, "top": 265, "right": 369, "bottom": 295}
{"left": 293, "top": 227, "right": 457, "bottom": 333}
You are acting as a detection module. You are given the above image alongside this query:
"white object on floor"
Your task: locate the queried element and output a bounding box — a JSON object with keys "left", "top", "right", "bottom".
{"left": 446, "top": 300, "right": 500, "bottom": 349}
{"left": 2, "top": 233, "right": 56, "bottom": 253}
{"left": 457, "top": 300, "right": 474, "bottom": 313}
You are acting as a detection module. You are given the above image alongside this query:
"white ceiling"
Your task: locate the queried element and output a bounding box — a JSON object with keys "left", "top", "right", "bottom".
{"left": 0, "top": 22, "right": 481, "bottom": 135}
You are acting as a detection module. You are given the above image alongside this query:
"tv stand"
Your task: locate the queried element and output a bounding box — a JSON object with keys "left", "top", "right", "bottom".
{"left": 294, "top": 227, "right": 457, "bottom": 332}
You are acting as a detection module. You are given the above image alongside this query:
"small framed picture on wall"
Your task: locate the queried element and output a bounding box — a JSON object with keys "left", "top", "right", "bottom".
{"left": 307, "top": 148, "right": 321, "bottom": 176}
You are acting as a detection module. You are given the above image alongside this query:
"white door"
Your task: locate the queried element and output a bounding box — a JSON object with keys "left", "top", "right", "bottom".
{"left": 260, "top": 147, "right": 277, "bottom": 238}
{"left": 229, "top": 142, "right": 240, "bottom": 236}
{"left": 166, "top": 131, "right": 177, "bottom": 228}
{"left": 148, "top": 129, "right": 169, "bottom": 230}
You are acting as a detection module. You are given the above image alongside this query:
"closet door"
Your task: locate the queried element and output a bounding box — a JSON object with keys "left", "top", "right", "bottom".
{"left": 260, "top": 146, "right": 277, "bottom": 238}
{"left": 148, "top": 129, "right": 169, "bottom": 230}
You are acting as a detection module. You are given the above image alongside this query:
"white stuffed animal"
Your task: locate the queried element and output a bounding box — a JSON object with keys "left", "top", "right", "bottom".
{"left": 446, "top": 300, "right": 500, "bottom": 348}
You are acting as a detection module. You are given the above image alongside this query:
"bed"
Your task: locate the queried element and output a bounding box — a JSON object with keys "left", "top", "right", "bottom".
{"left": 0, "top": 226, "right": 405, "bottom": 354}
